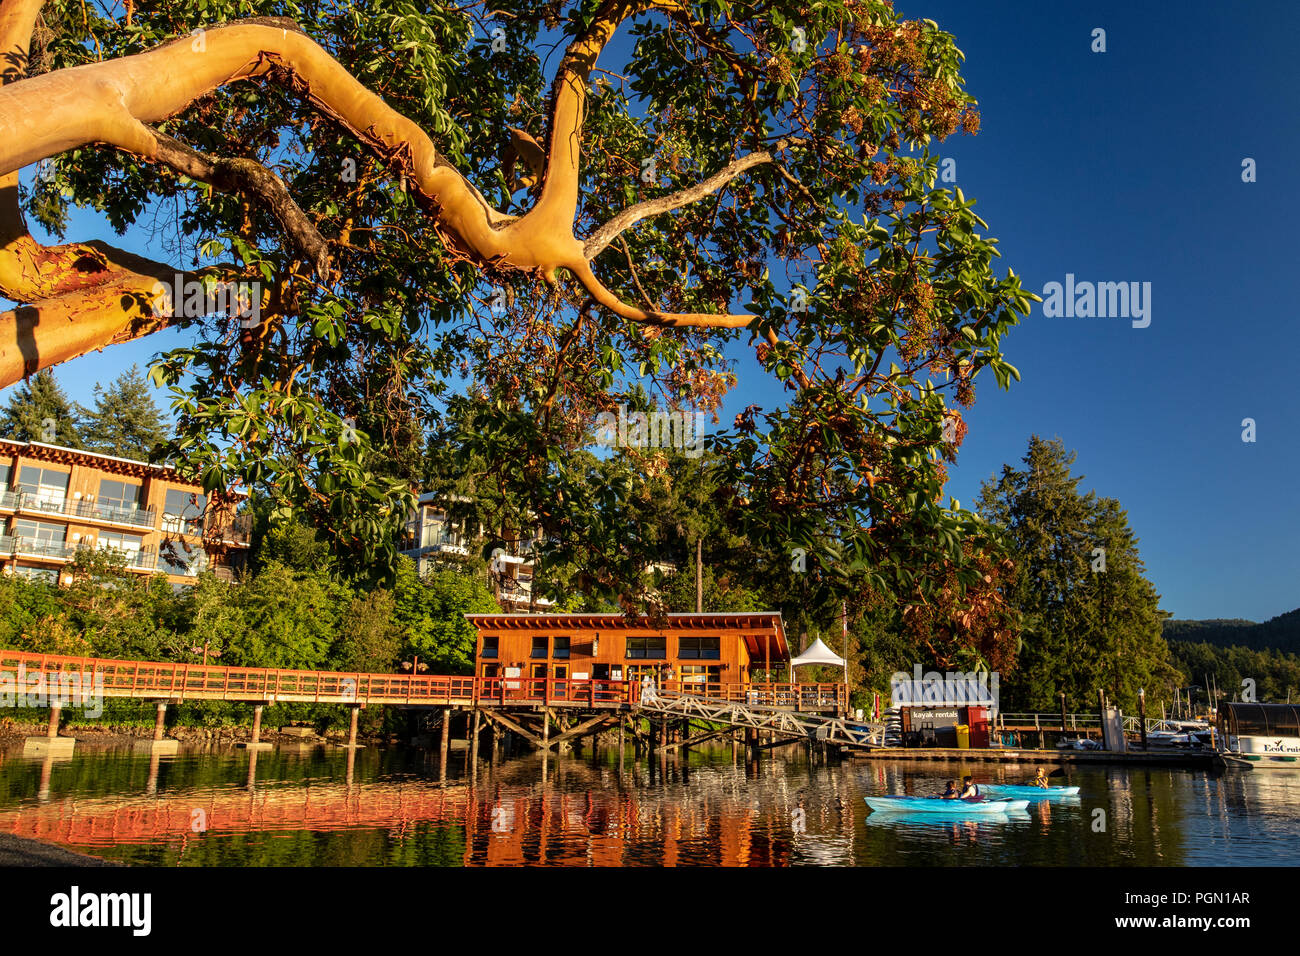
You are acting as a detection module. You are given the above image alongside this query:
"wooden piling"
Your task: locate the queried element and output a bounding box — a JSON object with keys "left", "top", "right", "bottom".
{"left": 439, "top": 707, "right": 451, "bottom": 780}
{"left": 153, "top": 702, "right": 167, "bottom": 741}
{"left": 250, "top": 704, "right": 263, "bottom": 745}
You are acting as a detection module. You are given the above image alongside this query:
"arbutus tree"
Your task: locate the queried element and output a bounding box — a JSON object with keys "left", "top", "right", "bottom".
{"left": 0, "top": 0, "right": 1034, "bottom": 614}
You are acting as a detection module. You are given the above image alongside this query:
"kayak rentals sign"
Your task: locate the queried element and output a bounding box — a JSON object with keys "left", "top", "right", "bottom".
{"left": 890, "top": 665, "right": 998, "bottom": 710}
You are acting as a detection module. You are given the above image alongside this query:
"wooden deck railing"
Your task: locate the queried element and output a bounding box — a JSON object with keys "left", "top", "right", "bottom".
{"left": 0, "top": 650, "right": 846, "bottom": 711}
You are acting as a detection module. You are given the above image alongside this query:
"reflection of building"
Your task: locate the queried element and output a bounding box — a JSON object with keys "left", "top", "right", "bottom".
{"left": 0, "top": 438, "right": 250, "bottom": 586}
{"left": 400, "top": 491, "right": 552, "bottom": 610}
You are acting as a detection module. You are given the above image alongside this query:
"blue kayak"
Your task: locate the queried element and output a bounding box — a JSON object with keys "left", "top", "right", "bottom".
{"left": 980, "top": 784, "right": 1080, "bottom": 799}
{"left": 863, "top": 795, "right": 1030, "bottom": 814}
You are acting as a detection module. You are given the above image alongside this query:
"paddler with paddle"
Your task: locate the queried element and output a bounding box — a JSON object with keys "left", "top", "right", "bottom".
{"left": 1031, "top": 768, "right": 1050, "bottom": 789}
{"left": 958, "top": 776, "right": 980, "bottom": 799}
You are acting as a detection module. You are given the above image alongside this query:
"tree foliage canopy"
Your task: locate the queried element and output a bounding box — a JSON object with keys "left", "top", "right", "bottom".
{"left": 0, "top": 0, "right": 1033, "bottom": 613}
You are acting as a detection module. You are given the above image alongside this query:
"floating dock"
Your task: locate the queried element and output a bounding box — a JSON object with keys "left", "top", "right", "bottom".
{"left": 845, "top": 746, "right": 1220, "bottom": 768}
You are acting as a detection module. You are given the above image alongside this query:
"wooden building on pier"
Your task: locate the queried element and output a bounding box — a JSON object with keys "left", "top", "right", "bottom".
{"left": 465, "top": 612, "right": 792, "bottom": 689}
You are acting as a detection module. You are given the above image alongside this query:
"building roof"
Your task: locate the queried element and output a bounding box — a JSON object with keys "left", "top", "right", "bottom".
{"left": 0, "top": 437, "right": 184, "bottom": 481}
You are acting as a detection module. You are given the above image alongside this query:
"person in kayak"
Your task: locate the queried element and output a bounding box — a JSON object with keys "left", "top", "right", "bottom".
{"left": 1032, "top": 768, "right": 1050, "bottom": 789}
{"left": 958, "top": 776, "right": 980, "bottom": 799}
{"left": 939, "top": 780, "right": 958, "bottom": 799}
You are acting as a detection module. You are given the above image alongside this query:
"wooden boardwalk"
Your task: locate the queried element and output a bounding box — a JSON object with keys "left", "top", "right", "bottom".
{"left": 0, "top": 649, "right": 844, "bottom": 712}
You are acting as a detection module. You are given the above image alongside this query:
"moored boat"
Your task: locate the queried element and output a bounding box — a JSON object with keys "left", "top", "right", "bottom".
{"left": 863, "top": 795, "right": 1030, "bottom": 814}
{"left": 979, "top": 784, "right": 1080, "bottom": 799}
{"left": 1218, "top": 702, "right": 1300, "bottom": 768}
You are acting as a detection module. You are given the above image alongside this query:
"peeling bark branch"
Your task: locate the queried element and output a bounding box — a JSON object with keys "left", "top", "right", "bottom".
{"left": 583, "top": 138, "right": 807, "bottom": 259}
{"left": 150, "top": 130, "right": 330, "bottom": 277}
{"left": 0, "top": 1, "right": 786, "bottom": 387}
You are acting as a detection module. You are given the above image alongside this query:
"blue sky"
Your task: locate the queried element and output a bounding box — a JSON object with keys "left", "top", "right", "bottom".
{"left": 5, "top": 0, "right": 1297, "bottom": 622}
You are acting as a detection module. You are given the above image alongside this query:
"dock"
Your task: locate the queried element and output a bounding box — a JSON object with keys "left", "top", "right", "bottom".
{"left": 844, "top": 747, "right": 1220, "bottom": 768}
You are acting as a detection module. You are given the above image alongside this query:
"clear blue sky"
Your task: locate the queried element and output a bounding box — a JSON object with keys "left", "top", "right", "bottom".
{"left": 5, "top": 0, "right": 1297, "bottom": 622}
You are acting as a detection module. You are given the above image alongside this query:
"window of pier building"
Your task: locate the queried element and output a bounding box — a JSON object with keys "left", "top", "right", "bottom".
{"left": 626, "top": 636, "right": 667, "bottom": 660}
{"left": 481, "top": 636, "right": 499, "bottom": 659}
{"left": 552, "top": 636, "right": 570, "bottom": 659}
{"left": 625, "top": 664, "right": 661, "bottom": 683}
{"left": 531, "top": 636, "right": 549, "bottom": 659}
{"left": 678, "top": 636, "right": 720, "bottom": 660}
{"left": 680, "top": 664, "right": 722, "bottom": 685}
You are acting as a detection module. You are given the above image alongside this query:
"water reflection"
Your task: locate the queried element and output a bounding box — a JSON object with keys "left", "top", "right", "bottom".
{"left": 0, "top": 740, "right": 1296, "bottom": 866}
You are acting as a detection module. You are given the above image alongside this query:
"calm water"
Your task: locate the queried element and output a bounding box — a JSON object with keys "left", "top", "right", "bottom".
{"left": 0, "top": 738, "right": 1295, "bottom": 866}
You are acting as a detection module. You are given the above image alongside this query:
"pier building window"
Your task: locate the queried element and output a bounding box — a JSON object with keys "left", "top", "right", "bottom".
{"left": 553, "top": 664, "right": 568, "bottom": 680}
{"left": 531, "top": 636, "right": 548, "bottom": 658}
{"left": 625, "top": 664, "right": 658, "bottom": 683}
{"left": 553, "top": 636, "right": 570, "bottom": 659}
{"left": 481, "top": 636, "right": 499, "bottom": 659}
{"left": 626, "top": 636, "right": 666, "bottom": 659}
{"left": 481, "top": 663, "right": 499, "bottom": 678}
{"left": 680, "top": 665, "right": 722, "bottom": 685}
{"left": 678, "top": 637, "right": 720, "bottom": 660}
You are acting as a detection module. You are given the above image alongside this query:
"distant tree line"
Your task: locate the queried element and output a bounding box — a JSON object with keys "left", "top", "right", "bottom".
{"left": 0, "top": 366, "right": 168, "bottom": 460}
{"left": 1164, "top": 610, "right": 1300, "bottom": 655}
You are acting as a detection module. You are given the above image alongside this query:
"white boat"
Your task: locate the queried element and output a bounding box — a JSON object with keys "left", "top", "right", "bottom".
{"left": 1218, "top": 703, "right": 1300, "bottom": 768}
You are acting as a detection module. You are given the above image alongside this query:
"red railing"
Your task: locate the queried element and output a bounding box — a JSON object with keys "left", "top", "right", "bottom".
{"left": 0, "top": 649, "right": 845, "bottom": 711}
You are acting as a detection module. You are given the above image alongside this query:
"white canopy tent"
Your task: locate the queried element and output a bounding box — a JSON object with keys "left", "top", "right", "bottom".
{"left": 790, "top": 637, "right": 846, "bottom": 669}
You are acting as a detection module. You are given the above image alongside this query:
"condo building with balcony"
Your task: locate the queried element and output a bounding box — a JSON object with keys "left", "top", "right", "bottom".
{"left": 400, "top": 491, "right": 553, "bottom": 610}
{"left": 0, "top": 438, "right": 251, "bottom": 586}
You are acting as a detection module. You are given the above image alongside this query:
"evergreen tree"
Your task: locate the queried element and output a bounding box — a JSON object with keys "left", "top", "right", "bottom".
{"left": 0, "top": 369, "right": 83, "bottom": 447}
{"left": 80, "top": 365, "right": 168, "bottom": 460}
{"left": 978, "top": 437, "right": 1177, "bottom": 712}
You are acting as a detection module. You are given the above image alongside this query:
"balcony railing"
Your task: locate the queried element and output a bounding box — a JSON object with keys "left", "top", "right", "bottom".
{"left": 0, "top": 489, "right": 157, "bottom": 528}
{"left": 7, "top": 536, "right": 73, "bottom": 560}
{"left": 0, "top": 536, "right": 159, "bottom": 570}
